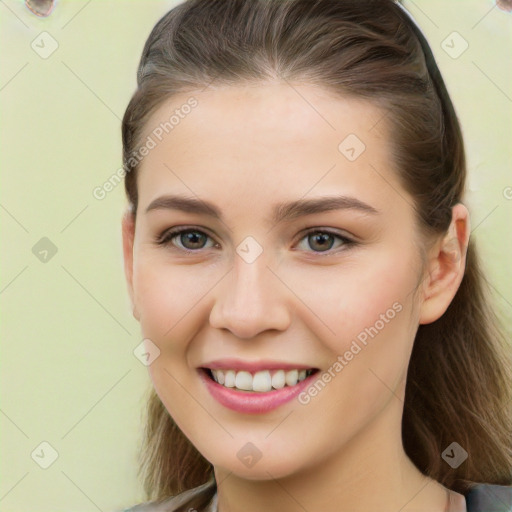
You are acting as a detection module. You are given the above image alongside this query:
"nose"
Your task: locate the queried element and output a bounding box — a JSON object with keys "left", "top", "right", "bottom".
{"left": 209, "top": 250, "right": 291, "bottom": 339}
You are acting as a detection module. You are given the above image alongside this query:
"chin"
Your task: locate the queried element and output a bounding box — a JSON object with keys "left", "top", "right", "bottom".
{"left": 216, "top": 457, "right": 300, "bottom": 481}
{"left": 203, "top": 438, "right": 311, "bottom": 481}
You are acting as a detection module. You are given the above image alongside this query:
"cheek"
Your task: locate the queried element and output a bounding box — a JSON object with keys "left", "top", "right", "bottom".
{"left": 289, "top": 254, "right": 419, "bottom": 455}
{"left": 132, "top": 254, "right": 214, "bottom": 342}
{"left": 132, "top": 259, "right": 208, "bottom": 419}
{"left": 280, "top": 245, "right": 420, "bottom": 358}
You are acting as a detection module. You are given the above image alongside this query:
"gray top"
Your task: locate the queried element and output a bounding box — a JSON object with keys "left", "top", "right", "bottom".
{"left": 121, "top": 479, "right": 512, "bottom": 512}
{"left": 465, "top": 483, "right": 512, "bottom": 512}
{"left": 122, "top": 478, "right": 217, "bottom": 512}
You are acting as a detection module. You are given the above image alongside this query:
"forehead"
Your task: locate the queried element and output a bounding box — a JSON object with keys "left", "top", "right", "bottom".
{"left": 139, "top": 81, "right": 389, "bottom": 147}
{"left": 135, "top": 82, "right": 402, "bottom": 214}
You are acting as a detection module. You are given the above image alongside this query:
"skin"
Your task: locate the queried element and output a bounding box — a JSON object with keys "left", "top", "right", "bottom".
{"left": 122, "top": 82, "right": 470, "bottom": 512}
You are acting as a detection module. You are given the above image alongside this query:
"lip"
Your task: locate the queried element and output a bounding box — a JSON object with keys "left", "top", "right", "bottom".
{"left": 197, "top": 367, "right": 319, "bottom": 414}
{"left": 200, "top": 358, "right": 316, "bottom": 373}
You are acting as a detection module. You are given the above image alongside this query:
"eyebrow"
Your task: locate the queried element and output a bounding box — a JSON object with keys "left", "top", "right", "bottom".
{"left": 145, "top": 193, "right": 380, "bottom": 224}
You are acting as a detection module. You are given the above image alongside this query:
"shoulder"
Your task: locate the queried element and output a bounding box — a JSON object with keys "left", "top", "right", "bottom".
{"left": 119, "top": 478, "right": 217, "bottom": 512}
{"left": 119, "top": 480, "right": 512, "bottom": 512}
{"left": 465, "top": 483, "right": 512, "bottom": 512}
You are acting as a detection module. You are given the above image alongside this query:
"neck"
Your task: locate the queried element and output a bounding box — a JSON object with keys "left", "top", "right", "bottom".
{"left": 214, "top": 391, "right": 461, "bottom": 512}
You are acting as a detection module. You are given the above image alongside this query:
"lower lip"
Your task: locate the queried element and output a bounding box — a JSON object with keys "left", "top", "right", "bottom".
{"left": 198, "top": 368, "right": 318, "bottom": 414}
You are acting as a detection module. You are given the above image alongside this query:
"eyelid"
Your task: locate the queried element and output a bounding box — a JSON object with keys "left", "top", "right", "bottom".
{"left": 296, "top": 226, "right": 355, "bottom": 243}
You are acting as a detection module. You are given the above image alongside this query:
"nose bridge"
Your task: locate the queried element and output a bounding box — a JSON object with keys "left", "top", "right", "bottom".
{"left": 231, "top": 245, "right": 272, "bottom": 308}
{"left": 209, "top": 239, "right": 290, "bottom": 338}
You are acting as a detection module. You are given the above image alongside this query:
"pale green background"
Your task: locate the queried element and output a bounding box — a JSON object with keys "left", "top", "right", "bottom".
{"left": 1, "top": 1, "right": 511, "bottom": 511}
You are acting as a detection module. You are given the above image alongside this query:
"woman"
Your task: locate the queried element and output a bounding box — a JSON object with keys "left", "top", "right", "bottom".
{"left": 119, "top": 0, "right": 512, "bottom": 511}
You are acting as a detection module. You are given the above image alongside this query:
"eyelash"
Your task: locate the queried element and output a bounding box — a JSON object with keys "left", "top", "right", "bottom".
{"left": 154, "top": 226, "right": 357, "bottom": 256}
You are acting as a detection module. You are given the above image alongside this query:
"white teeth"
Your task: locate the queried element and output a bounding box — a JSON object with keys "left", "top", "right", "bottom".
{"left": 209, "top": 368, "right": 313, "bottom": 392}
{"left": 253, "top": 371, "right": 272, "bottom": 392}
{"left": 235, "top": 371, "right": 253, "bottom": 391}
{"left": 216, "top": 370, "right": 225, "bottom": 385}
{"left": 271, "top": 370, "right": 285, "bottom": 389}
{"left": 285, "top": 369, "right": 299, "bottom": 387}
{"left": 224, "top": 370, "right": 236, "bottom": 388}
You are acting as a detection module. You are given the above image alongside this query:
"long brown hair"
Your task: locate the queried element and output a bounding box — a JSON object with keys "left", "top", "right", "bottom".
{"left": 121, "top": 0, "right": 512, "bottom": 502}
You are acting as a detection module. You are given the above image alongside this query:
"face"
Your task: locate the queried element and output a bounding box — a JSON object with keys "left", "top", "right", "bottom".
{"left": 123, "top": 82, "right": 429, "bottom": 480}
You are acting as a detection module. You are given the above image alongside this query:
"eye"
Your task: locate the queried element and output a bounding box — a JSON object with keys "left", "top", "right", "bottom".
{"left": 156, "top": 227, "right": 217, "bottom": 252}
{"left": 155, "top": 226, "right": 356, "bottom": 255}
{"left": 295, "top": 228, "right": 355, "bottom": 255}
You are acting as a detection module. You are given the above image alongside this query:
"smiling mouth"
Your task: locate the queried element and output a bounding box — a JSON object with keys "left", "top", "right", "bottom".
{"left": 200, "top": 367, "right": 319, "bottom": 393}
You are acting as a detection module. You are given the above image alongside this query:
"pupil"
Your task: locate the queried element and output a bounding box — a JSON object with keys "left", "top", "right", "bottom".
{"left": 311, "top": 233, "right": 333, "bottom": 251}
{"left": 184, "top": 231, "right": 204, "bottom": 248}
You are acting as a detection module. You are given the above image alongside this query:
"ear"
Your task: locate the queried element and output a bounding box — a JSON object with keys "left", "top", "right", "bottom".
{"left": 121, "top": 208, "right": 140, "bottom": 321}
{"left": 419, "top": 203, "right": 470, "bottom": 325}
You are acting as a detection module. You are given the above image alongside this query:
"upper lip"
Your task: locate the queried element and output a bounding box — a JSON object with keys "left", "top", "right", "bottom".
{"left": 200, "top": 358, "right": 318, "bottom": 372}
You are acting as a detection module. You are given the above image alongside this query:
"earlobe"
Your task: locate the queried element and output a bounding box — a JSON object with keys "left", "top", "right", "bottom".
{"left": 121, "top": 209, "right": 140, "bottom": 322}
{"left": 419, "top": 203, "right": 470, "bottom": 325}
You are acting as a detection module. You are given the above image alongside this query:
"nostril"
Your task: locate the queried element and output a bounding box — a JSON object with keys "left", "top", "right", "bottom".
{"left": 25, "top": 0, "right": 56, "bottom": 17}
